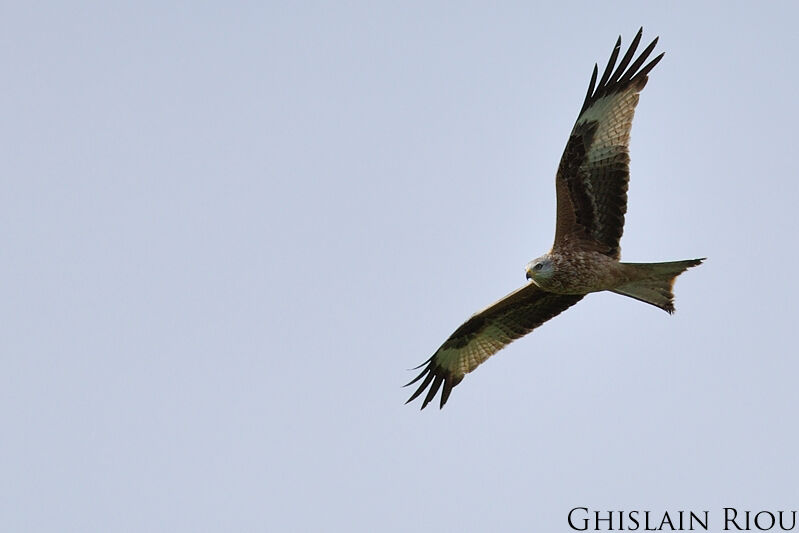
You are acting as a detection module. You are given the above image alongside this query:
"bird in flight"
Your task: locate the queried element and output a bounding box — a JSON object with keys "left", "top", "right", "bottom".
{"left": 406, "top": 29, "right": 704, "bottom": 410}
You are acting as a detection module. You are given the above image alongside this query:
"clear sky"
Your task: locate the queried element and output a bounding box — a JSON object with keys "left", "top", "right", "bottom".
{"left": 3, "top": 2, "right": 798, "bottom": 532}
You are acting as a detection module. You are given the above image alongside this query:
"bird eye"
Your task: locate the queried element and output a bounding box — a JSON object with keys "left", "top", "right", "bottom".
{"left": 533, "top": 263, "right": 543, "bottom": 271}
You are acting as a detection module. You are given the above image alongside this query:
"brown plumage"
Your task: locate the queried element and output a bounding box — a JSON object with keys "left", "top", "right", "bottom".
{"left": 406, "top": 29, "right": 704, "bottom": 410}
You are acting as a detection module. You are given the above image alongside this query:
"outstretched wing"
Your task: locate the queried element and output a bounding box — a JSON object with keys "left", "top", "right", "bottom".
{"left": 553, "top": 28, "right": 664, "bottom": 258}
{"left": 406, "top": 284, "right": 583, "bottom": 410}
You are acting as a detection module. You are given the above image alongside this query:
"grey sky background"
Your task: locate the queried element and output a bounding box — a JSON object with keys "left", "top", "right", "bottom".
{"left": 3, "top": 2, "right": 798, "bottom": 531}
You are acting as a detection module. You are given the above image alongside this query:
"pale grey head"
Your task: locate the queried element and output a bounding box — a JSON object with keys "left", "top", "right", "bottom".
{"left": 525, "top": 253, "right": 555, "bottom": 285}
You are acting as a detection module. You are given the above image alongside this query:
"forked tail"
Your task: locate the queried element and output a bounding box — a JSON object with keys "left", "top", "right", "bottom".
{"left": 612, "top": 258, "right": 705, "bottom": 314}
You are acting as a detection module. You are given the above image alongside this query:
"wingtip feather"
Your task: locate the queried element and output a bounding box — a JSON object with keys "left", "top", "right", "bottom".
{"left": 406, "top": 370, "right": 434, "bottom": 404}
{"left": 580, "top": 29, "right": 664, "bottom": 115}
{"left": 421, "top": 375, "right": 444, "bottom": 410}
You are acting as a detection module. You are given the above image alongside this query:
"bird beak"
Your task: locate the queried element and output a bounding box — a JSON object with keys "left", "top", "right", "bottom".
{"left": 525, "top": 270, "right": 533, "bottom": 281}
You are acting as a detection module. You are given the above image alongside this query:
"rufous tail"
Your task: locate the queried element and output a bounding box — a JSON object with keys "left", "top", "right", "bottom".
{"left": 611, "top": 258, "right": 705, "bottom": 314}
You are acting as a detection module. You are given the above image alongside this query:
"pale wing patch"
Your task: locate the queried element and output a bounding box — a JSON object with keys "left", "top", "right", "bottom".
{"left": 577, "top": 88, "right": 639, "bottom": 165}
{"left": 576, "top": 93, "right": 618, "bottom": 126}
{"left": 435, "top": 330, "right": 506, "bottom": 377}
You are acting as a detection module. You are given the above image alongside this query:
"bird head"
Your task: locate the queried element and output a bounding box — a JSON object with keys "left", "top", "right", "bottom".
{"left": 525, "top": 255, "right": 555, "bottom": 285}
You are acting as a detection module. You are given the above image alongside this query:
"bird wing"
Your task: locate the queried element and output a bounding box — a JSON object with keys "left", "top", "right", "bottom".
{"left": 406, "top": 283, "right": 583, "bottom": 409}
{"left": 553, "top": 28, "right": 664, "bottom": 258}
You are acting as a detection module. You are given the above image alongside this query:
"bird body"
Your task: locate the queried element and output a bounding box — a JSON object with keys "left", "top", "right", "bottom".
{"left": 406, "top": 29, "right": 704, "bottom": 410}
{"left": 527, "top": 251, "right": 702, "bottom": 307}
{"left": 527, "top": 250, "right": 627, "bottom": 294}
